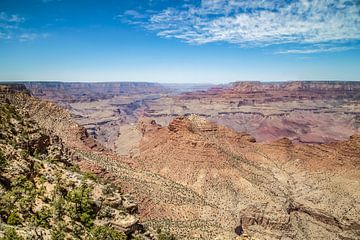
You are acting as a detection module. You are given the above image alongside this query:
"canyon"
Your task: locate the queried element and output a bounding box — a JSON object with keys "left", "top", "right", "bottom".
{"left": 1, "top": 81, "right": 359, "bottom": 239}
{"left": 25, "top": 81, "right": 360, "bottom": 154}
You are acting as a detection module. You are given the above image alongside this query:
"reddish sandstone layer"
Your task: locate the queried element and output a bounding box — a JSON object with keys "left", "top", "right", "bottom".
{"left": 180, "top": 81, "right": 360, "bottom": 104}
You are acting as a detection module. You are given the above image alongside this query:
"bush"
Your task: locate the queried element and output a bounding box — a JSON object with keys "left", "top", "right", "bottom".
{"left": 31, "top": 206, "right": 52, "bottom": 228}
{"left": 10, "top": 177, "right": 37, "bottom": 215}
{"left": 0, "top": 228, "right": 24, "bottom": 240}
{"left": 53, "top": 197, "right": 65, "bottom": 220}
{"left": 6, "top": 212, "right": 22, "bottom": 226}
{"left": 83, "top": 172, "right": 97, "bottom": 181}
{"left": 66, "top": 183, "right": 97, "bottom": 228}
{"left": 50, "top": 224, "right": 66, "bottom": 240}
{"left": 67, "top": 165, "right": 80, "bottom": 173}
{"left": 89, "top": 226, "right": 126, "bottom": 240}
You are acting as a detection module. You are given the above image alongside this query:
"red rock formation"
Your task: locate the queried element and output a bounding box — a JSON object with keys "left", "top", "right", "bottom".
{"left": 180, "top": 81, "right": 360, "bottom": 103}
{"left": 132, "top": 115, "right": 360, "bottom": 239}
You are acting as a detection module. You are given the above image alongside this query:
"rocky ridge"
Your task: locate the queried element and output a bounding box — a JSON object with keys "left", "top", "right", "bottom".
{"left": 132, "top": 115, "right": 360, "bottom": 239}
{"left": 180, "top": 81, "right": 360, "bottom": 103}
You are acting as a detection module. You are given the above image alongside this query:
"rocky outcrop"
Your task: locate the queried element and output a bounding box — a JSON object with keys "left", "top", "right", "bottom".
{"left": 133, "top": 115, "right": 360, "bottom": 239}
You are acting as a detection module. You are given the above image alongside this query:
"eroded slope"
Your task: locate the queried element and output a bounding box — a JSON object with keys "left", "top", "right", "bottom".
{"left": 0, "top": 84, "right": 175, "bottom": 240}
{"left": 133, "top": 115, "right": 360, "bottom": 239}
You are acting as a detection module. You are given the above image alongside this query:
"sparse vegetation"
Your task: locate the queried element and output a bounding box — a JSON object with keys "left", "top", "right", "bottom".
{"left": 50, "top": 224, "right": 66, "bottom": 240}
{"left": 157, "top": 229, "right": 177, "bottom": 240}
{"left": 6, "top": 212, "right": 22, "bottom": 226}
{"left": 31, "top": 206, "right": 52, "bottom": 228}
{"left": 66, "top": 183, "right": 97, "bottom": 228}
{"left": 0, "top": 228, "right": 24, "bottom": 240}
{"left": 89, "top": 226, "right": 127, "bottom": 240}
{"left": 83, "top": 171, "right": 98, "bottom": 181}
{"left": 0, "top": 151, "right": 7, "bottom": 171}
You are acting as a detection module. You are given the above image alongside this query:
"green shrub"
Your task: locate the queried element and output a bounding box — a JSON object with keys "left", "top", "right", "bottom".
{"left": 0, "top": 192, "right": 13, "bottom": 220}
{"left": 6, "top": 212, "right": 22, "bottom": 226}
{"left": 50, "top": 224, "right": 66, "bottom": 240}
{"left": 53, "top": 197, "right": 65, "bottom": 220}
{"left": 66, "top": 183, "right": 97, "bottom": 228}
{"left": 79, "top": 212, "right": 94, "bottom": 228}
{"left": 71, "top": 223, "right": 84, "bottom": 238}
{"left": 31, "top": 206, "right": 52, "bottom": 228}
{"left": 10, "top": 177, "right": 37, "bottom": 215}
{"left": 67, "top": 165, "right": 80, "bottom": 173}
{"left": 89, "top": 226, "right": 126, "bottom": 240}
{"left": 0, "top": 151, "right": 7, "bottom": 171}
{"left": 0, "top": 228, "right": 24, "bottom": 240}
{"left": 83, "top": 172, "right": 97, "bottom": 181}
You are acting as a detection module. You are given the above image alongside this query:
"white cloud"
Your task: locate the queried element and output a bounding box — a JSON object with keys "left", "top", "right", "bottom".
{"left": 0, "top": 32, "right": 11, "bottom": 40}
{"left": 0, "top": 12, "right": 48, "bottom": 42}
{"left": 0, "top": 12, "right": 25, "bottom": 40}
{"left": 123, "top": 0, "right": 360, "bottom": 52}
{"left": 276, "top": 46, "right": 356, "bottom": 54}
{"left": 0, "top": 12, "right": 25, "bottom": 23}
{"left": 19, "top": 33, "right": 49, "bottom": 42}
{"left": 123, "top": 10, "right": 147, "bottom": 19}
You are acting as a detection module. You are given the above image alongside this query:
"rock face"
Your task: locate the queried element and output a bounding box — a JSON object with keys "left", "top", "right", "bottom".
{"left": 132, "top": 116, "right": 360, "bottom": 239}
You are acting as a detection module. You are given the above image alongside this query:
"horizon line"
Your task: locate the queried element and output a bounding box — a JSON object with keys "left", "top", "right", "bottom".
{"left": 1, "top": 79, "right": 360, "bottom": 85}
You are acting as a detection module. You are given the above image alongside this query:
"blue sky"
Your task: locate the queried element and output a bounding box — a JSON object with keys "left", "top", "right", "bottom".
{"left": 0, "top": 0, "right": 359, "bottom": 83}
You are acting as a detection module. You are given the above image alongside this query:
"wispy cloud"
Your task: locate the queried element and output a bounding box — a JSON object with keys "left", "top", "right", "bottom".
{"left": 276, "top": 46, "right": 356, "bottom": 54}
{"left": 122, "top": 0, "right": 360, "bottom": 53}
{"left": 0, "top": 12, "right": 25, "bottom": 24}
{"left": 0, "top": 32, "right": 11, "bottom": 40}
{"left": 0, "top": 12, "right": 24, "bottom": 40}
{"left": 0, "top": 11, "right": 48, "bottom": 42}
{"left": 19, "top": 33, "right": 49, "bottom": 42}
{"left": 114, "top": 10, "right": 148, "bottom": 25}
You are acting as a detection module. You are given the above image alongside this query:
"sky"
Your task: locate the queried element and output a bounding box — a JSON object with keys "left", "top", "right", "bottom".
{"left": 0, "top": 0, "right": 360, "bottom": 83}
